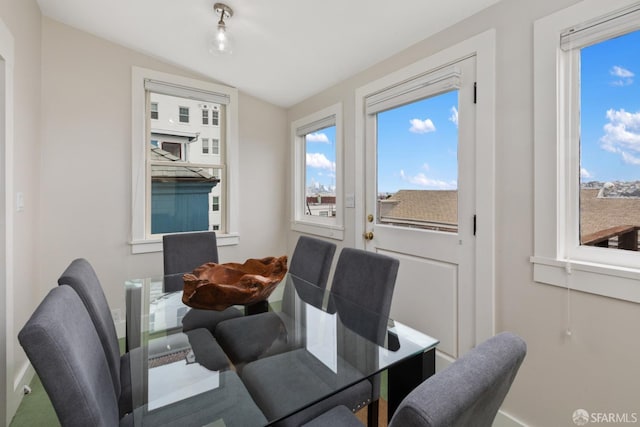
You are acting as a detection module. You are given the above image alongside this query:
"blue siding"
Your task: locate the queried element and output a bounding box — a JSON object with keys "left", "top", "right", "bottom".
{"left": 151, "top": 182, "right": 217, "bottom": 234}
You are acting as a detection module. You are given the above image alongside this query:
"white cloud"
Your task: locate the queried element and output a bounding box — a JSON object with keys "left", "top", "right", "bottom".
{"left": 399, "top": 169, "right": 456, "bottom": 190}
{"left": 422, "top": 163, "right": 430, "bottom": 171}
{"left": 409, "top": 118, "right": 436, "bottom": 134}
{"left": 580, "top": 168, "right": 592, "bottom": 179}
{"left": 621, "top": 151, "right": 640, "bottom": 165}
{"left": 449, "top": 106, "right": 458, "bottom": 127}
{"left": 610, "top": 66, "right": 634, "bottom": 86}
{"left": 306, "top": 132, "right": 330, "bottom": 143}
{"left": 306, "top": 152, "right": 336, "bottom": 171}
{"left": 600, "top": 109, "right": 640, "bottom": 165}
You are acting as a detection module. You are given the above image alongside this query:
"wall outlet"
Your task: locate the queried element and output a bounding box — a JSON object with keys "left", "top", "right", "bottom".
{"left": 111, "top": 309, "right": 122, "bottom": 323}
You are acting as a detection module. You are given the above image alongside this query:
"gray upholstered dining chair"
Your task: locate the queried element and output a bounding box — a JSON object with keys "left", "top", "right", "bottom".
{"left": 162, "top": 231, "right": 243, "bottom": 333}
{"left": 19, "top": 285, "right": 134, "bottom": 426}
{"left": 58, "top": 258, "right": 231, "bottom": 416}
{"left": 19, "top": 285, "right": 266, "bottom": 427}
{"left": 301, "top": 332, "right": 527, "bottom": 427}
{"left": 214, "top": 235, "right": 336, "bottom": 370}
{"left": 58, "top": 258, "right": 136, "bottom": 417}
{"left": 240, "top": 247, "right": 400, "bottom": 427}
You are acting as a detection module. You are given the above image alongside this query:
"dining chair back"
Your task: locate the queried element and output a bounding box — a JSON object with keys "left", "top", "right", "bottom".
{"left": 163, "top": 231, "right": 243, "bottom": 333}
{"left": 329, "top": 247, "right": 399, "bottom": 344}
{"left": 18, "top": 286, "right": 127, "bottom": 427}
{"left": 162, "top": 231, "right": 220, "bottom": 292}
{"left": 301, "top": 332, "right": 527, "bottom": 427}
{"left": 57, "top": 258, "right": 123, "bottom": 404}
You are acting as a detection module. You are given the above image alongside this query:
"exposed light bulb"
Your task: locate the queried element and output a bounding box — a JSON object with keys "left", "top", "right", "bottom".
{"left": 210, "top": 3, "right": 234, "bottom": 55}
{"left": 210, "top": 23, "right": 233, "bottom": 54}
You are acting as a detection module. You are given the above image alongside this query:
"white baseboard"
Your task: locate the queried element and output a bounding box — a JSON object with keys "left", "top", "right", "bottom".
{"left": 8, "top": 361, "right": 35, "bottom": 423}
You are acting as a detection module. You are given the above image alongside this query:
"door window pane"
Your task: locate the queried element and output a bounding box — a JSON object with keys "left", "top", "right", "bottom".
{"left": 579, "top": 29, "right": 640, "bottom": 251}
{"left": 305, "top": 125, "right": 336, "bottom": 217}
{"left": 376, "top": 90, "right": 459, "bottom": 232}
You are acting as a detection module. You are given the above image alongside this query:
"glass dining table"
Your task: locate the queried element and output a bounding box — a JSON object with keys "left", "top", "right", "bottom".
{"left": 124, "top": 272, "right": 439, "bottom": 427}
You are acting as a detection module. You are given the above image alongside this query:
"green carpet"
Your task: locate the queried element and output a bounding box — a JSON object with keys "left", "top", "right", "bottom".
{"left": 9, "top": 373, "right": 59, "bottom": 427}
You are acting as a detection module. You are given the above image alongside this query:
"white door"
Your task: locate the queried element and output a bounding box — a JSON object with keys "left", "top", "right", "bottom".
{"left": 362, "top": 56, "right": 476, "bottom": 359}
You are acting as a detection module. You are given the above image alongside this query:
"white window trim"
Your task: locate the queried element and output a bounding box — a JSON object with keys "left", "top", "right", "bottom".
{"left": 533, "top": 0, "right": 640, "bottom": 303}
{"left": 130, "top": 67, "right": 239, "bottom": 253}
{"left": 291, "top": 103, "right": 344, "bottom": 240}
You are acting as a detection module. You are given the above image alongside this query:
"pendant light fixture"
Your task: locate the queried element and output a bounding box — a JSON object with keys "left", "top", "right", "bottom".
{"left": 210, "top": 3, "right": 234, "bottom": 55}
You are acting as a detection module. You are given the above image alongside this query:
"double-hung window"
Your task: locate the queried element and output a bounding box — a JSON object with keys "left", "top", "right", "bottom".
{"left": 131, "top": 67, "right": 239, "bottom": 253}
{"left": 533, "top": 0, "right": 640, "bottom": 302}
{"left": 291, "top": 103, "right": 343, "bottom": 240}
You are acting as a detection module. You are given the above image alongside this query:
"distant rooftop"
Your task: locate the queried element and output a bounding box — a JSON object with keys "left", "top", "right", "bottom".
{"left": 379, "top": 189, "right": 457, "bottom": 230}
{"left": 150, "top": 147, "right": 219, "bottom": 183}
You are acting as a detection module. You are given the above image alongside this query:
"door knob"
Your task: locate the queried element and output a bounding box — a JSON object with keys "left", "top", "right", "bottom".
{"left": 363, "top": 231, "right": 374, "bottom": 240}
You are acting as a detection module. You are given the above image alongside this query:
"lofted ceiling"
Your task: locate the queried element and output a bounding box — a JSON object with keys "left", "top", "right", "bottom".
{"left": 36, "top": 0, "right": 500, "bottom": 108}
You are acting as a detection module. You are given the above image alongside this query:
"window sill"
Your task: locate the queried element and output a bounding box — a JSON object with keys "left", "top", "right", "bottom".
{"left": 530, "top": 256, "right": 640, "bottom": 303}
{"left": 291, "top": 221, "right": 344, "bottom": 241}
{"left": 130, "top": 232, "right": 240, "bottom": 254}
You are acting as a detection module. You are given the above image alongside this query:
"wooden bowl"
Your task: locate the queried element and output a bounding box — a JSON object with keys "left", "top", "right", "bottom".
{"left": 182, "top": 256, "right": 288, "bottom": 311}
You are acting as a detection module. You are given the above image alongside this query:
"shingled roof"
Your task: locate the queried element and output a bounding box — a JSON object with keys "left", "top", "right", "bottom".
{"left": 150, "top": 147, "right": 220, "bottom": 183}
{"left": 580, "top": 188, "right": 640, "bottom": 240}
{"left": 379, "top": 190, "right": 457, "bottom": 231}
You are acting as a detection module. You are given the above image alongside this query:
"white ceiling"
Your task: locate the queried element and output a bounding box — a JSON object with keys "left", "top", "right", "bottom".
{"left": 36, "top": 0, "right": 500, "bottom": 108}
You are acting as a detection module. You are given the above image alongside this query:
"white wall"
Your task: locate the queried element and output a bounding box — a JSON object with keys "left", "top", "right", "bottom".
{"left": 287, "top": 0, "right": 640, "bottom": 426}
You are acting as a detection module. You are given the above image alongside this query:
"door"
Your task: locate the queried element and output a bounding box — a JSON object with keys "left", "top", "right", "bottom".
{"left": 363, "top": 56, "right": 476, "bottom": 359}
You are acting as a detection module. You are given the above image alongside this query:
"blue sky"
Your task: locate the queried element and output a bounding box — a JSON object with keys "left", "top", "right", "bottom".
{"left": 305, "top": 126, "right": 336, "bottom": 193}
{"left": 580, "top": 29, "right": 640, "bottom": 183}
{"left": 377, "top": 91, "right": 459, "bottom": 193}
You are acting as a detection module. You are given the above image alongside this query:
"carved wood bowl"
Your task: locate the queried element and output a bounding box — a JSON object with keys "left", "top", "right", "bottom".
{"left": 182, "top": 256, "right": 288, "bottom": 311}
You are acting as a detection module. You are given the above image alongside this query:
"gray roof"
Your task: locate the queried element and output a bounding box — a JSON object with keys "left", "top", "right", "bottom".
{"left": 150, "top": 148, "right": 219, "bottom": 183}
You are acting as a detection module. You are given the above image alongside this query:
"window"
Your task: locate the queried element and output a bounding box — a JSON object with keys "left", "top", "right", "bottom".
{"left": 533, "top": 0, "right": 640, "bottom": 302}
{"left": 212, "top": 196, "right": 220, "bottom": 211}
{"left": 179, "top": 106, "right": 189, "bottom": 123}
{"left": 212, "top": 109, "right": 219, "bottom": 126}
{"left": 131, "top": 67, "right": 239, "bottom": 253}
{"left": 202, "top": 109, "right": 209, "bottom": 125}
{"left": 202, "top": 138, "right": 209, "bottom": 154}
{"left": 212, "top": 138, "right": 219, "bottom": 155}
{"left": 151, "top": 102, "right": 158, "bottom": 120}
{"left": 291, "top": 103, "right": 343, "bottom": 240}
{"left": 162, "top": 142, "right": 181, "bottom": 158}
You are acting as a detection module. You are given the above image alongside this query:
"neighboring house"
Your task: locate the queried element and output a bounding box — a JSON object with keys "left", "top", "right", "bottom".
{"left": 150, "top": 93, "right": 223, "bottom": 232}
{"left": 149, "top": 147, "right": 220, "bottom": 234}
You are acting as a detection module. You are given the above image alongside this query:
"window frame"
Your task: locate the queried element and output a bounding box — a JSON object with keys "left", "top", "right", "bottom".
{"left": 130, "top": 67, "right": 239, "bottom": 253}
{"left": 533, "top": 0, "right": 640, "bottom": 303}
{"left": 291, "top": 103, "right": 344, "bottom": 240}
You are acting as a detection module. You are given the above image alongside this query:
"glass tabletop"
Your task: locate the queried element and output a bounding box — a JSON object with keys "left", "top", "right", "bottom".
{"left": 125, "top": 273, "right": 439, "bottom": 426}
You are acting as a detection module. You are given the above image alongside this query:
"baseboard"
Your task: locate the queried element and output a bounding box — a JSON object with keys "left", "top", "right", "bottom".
{"left": 8, "top": 361, "right": 35, "bottom": 423}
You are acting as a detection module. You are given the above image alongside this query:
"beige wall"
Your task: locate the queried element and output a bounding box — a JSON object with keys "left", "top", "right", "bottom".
{"left": 287, "top": 0, "right": 640, "bottom": 426}
{"left": 0, "top": 0, "right": 42, "bottom": 420}
{"left": 38, "top": 16, "right": 288, "bottom": 305}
